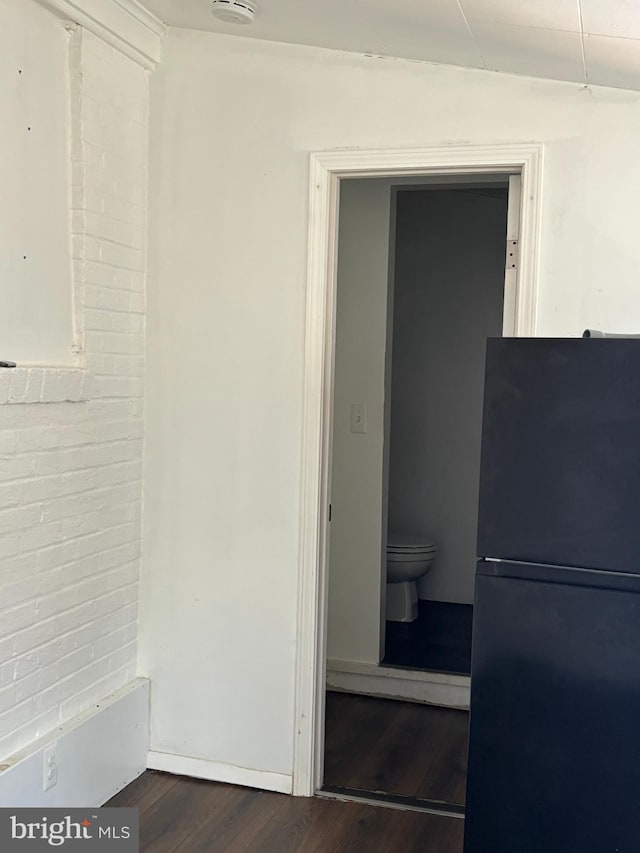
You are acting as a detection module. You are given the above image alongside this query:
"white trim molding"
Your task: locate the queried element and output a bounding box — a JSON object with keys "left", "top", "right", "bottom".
{"left": 327, "top": 660, "right": 470, "bottom": 710}
{"left": 293, "top": 143, "right": 544, "bottom": 797}
{"left": 0, "top": 679, "right": 149, "bottom": 807}
{"left": 36, "top": 0, "right": 166, "bottom": 69}
{"left": 147, "top": 751, "right": 293, "bottom": 795}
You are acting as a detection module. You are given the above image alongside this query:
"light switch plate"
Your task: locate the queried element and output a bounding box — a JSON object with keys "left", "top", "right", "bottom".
{"left": 350, "top": 403, "right": 367, "bottom": 434}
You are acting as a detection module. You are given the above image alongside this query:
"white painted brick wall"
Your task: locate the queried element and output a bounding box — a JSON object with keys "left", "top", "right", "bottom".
{"left": 0, "top": 28, "right": 148, "bottom": 760}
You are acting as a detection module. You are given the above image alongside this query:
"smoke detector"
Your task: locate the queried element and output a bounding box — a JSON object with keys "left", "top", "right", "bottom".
{"left": 211, "top": 0, "right": 257, "bottom": 24}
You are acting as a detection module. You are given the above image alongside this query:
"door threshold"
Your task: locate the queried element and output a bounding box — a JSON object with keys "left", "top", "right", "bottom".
{"left": 327, "top": 658, "right": 470, "bottom": 709}
{"left": 382, "top": 661, "right": 471, "bottom": 678}
{"left": 318, "top": 784, "right": 465, "bottom": 819}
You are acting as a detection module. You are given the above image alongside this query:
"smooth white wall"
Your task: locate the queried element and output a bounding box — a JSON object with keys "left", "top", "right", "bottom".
{"left": 142, "top": 28, "right": 640, "bottom": 782}
{"left": 0, "top": 0, "right": 74, "bottom": 366}
{"left": 327, "top": 179, "right": 391, "bottom": 665}
{"left": 389, "top": 189, "right": 507, "bottom": 604}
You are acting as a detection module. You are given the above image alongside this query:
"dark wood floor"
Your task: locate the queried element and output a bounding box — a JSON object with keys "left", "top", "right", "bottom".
{"left": 108, "top": 770, "right": 464, "bottom": 852}
{"left": 384, "top": 601, "right": 473, "bottom": 675}
{"left": 324, "top": 691, "right": 469, "bottom": 806}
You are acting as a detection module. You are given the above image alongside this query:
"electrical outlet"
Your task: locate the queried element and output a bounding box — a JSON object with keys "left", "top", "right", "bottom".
{"left": 42, "top": 744, "right": 57, "bottom": 792}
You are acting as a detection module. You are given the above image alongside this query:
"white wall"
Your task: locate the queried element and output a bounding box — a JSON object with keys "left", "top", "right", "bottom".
{"left": 326, "top": 179, "right": 392, "bottom": 665}
{"left": 142, "top": 28, "right": 640, "bottom": 784}
{"left": 0, "top": 13, "right": 149, "bottom": 762}
{"left": 0, "top": 0, "right": 74, "bottom": 365}
{"left": 389, "top": 188, "right": 507, "bottom": 604}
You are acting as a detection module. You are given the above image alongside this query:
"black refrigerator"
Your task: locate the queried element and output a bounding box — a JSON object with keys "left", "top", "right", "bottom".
{"left": 464, "top": 338, "right": 640, "bottom": 853}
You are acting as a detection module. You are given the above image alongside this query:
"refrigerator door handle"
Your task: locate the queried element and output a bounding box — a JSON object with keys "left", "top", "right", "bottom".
{"left": 583, "top": 329, "right": 640, "bottom": 338}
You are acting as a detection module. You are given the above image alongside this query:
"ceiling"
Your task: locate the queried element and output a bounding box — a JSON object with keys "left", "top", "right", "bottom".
{"left": 140, "top": 0, "right": 640, "bottom": 91}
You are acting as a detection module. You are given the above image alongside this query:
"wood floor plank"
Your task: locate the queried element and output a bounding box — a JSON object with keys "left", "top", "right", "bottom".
{"left": 175, "top": 787, "right": 285, "bottom": 853}
{"left": 318, "top": 803, "right": 398, "bottom": 853}
{"left": 108, "top": 772, "right": 463, "bottom": 853}
{"left": 138, "top": 777, "right": 238, "bottom": 852}
{"left": 108, "top": 770, "right": 178, "bottom": 811}
{"left": 318, "top": 802, "right": 462, "bottom": 853}
{"left": 329, "top": 700, "right": 412, "bottom": 793}
{"left": 415, "top": 709, "right": 468, "bottom": 804}
{"left": 382, "top": 807, "right": 465, "bottom": 853}
{"left": 323, "top": 693, "right": 399, "bottom": 789}
{"left": 323, "top": 692, "right": 469, "bottom": 806}
{"left": 241, "top": 794, "right": 340, "bottom": 853}
{"left": 358, "top": 701, "right": 446, "bottom": 798}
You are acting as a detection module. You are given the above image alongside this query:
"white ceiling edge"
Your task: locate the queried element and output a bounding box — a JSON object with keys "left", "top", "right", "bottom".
{"left": 36, "top": 0, "right": 166, "bottom": 68}
{"left": 166, "top": 25, "right": 640, "bottom": 97}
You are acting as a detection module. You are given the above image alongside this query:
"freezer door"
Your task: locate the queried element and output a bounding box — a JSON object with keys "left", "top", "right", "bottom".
{"left": 464, "top": 561, "right": 640, "bottom": 853}
{"left": 477, "top": 338, "right": 640, "bottom": 572}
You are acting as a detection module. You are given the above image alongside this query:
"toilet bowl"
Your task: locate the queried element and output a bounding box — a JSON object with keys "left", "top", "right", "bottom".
{"left": 386, "top": 533, "right": 437, "bottom": 623}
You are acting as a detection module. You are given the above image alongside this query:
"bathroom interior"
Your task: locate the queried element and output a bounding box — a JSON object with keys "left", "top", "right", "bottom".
{"left": 323, "top": 173, "right": 515, "bottom": 808}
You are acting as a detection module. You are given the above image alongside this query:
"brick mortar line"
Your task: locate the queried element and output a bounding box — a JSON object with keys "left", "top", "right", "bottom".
{"left": 0, "top": 488, "right": 142, "bottom": 522}
{"left": 0, "top": 644, "right": 138, "bottom": 726}
{"left": 0, "top": 435, "right": 144, "bottom": 460}
{"left": 0, "top": 587, "right": 138, "bottom": 661}
{"left": 0, "top": 463, "right": 141, "bottom": 492}
{"left": 0, "top": 581, "right": 140, "bottom": 650}
{"left": 2, "top": 606, "right": 138, "bottom": 665}
{"left": 71, "top": 231, "right": 145, "bottom": 253}
{"left": 71, "top": 255, "right": 145, "bottom": 275}
{"left": 3, "top": 540, "right": 141, "bottom": 583}
{"left": 5, "top": 521, "right": 141, "bottom": 563}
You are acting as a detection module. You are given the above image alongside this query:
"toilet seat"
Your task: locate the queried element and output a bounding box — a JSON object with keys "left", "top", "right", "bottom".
{"left": 388, "top": 551, "right": 436, "bottom": 562}
{"left": 388, "top": 543, "right": 436, "bottom": 551}
{"left": 387, "top": 533, "right": 436, "bottom": 555}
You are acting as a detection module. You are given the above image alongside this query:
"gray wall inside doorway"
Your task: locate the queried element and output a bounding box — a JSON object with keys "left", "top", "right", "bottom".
{"left": 388, "top": 187, "right": 508, "bottom": 604}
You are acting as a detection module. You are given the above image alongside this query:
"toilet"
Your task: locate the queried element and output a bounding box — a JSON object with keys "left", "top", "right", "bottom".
{"left": 386, "top": 533, "right": 437, "bottom": 622}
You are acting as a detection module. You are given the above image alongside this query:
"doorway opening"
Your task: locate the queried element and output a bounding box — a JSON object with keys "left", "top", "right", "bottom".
{"left": 383, "top": 180, "right": 515, "bottom": 677}
{"left": 293, "top": 145, "right": 543, "bottom": 800}
{"left": 323, "top": 174, "right": 514, "bottom": 810}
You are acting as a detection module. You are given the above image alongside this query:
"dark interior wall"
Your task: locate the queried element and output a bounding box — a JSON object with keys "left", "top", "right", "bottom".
{"left": 388, "top": 188, "right": 508, "bottom": 603}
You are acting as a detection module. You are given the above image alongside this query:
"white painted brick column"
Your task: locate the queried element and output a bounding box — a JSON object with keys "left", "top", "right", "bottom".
{"left": 0, "top": 27, "right": 149, "bottom": 760}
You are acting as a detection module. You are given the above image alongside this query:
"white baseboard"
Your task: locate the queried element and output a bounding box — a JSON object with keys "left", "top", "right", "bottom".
{"left": 327, "top": 660, "right": 470, "bottom": 710}
{"left": 0, "top": 678, "right": 149, "bottom": 807}
{"left": 147, "top": 751, "right": 293, "bottom": 795}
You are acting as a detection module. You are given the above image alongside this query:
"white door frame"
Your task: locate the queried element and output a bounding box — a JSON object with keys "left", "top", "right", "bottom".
{"left": 292, "top": 144, "right": 544, "bottom": 796}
